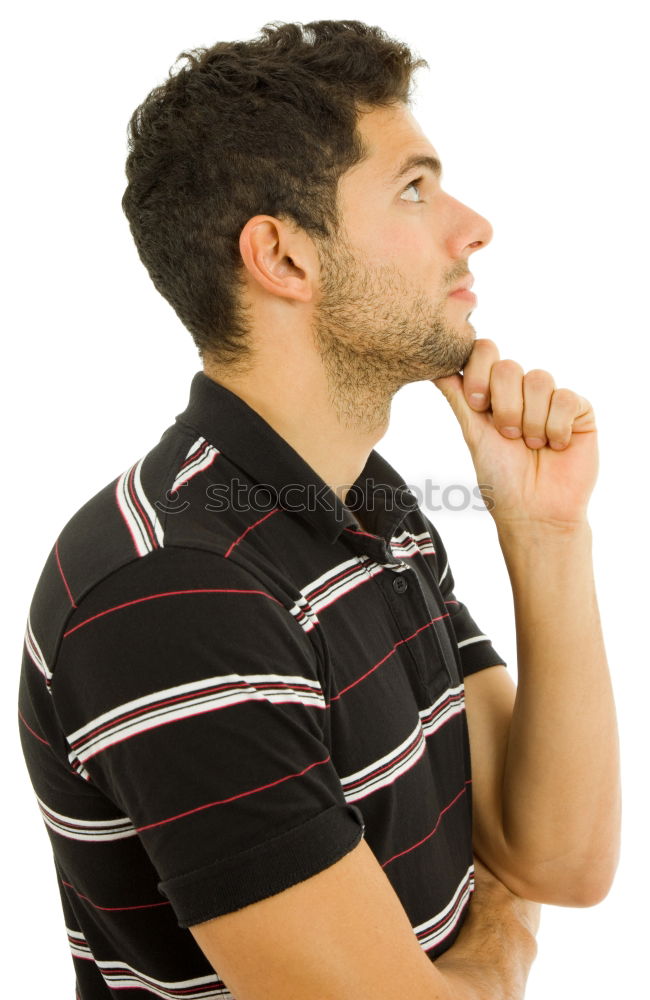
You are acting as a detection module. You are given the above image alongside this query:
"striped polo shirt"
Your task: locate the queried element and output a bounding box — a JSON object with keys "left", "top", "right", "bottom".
{"left": 19, "top": 370, "right": 505, "bottom": 999}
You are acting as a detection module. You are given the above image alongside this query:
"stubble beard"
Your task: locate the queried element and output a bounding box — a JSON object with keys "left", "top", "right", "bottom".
{"left": 311, "top": 235, "right": 476, "bottom": 435}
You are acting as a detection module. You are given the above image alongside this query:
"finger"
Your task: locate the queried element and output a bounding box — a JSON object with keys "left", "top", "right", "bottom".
{"left": 522, "top": 369, "right": 556, "bottom": 448}
{"left": 489, "top": 359, "right": 525, "bottom": 437}
{"left": 545, "top": 388, "right": 583, "bottom": 449}
{"left": 461, "top": 338, "right": 500, "bottom": 411}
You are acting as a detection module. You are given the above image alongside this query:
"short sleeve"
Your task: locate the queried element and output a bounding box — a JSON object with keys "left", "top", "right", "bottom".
{"left": 51, "top": 547, "right": 365, "bottom": 927}
{"left": 423, "top": 516, "right": 508, "bottom": 678}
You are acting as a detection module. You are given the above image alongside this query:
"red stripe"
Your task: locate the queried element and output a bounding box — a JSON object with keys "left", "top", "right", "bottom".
{"left": 115, "top": 475, "right": 146, "bottom": 555}
{"left": 55, "top": 539, "right": 77, "bottom": 608}
{"left": 63, "top": 587, "right": 283, "bottom": 638}
{"left": 61, "top": 879, "right": 171, "bottom": 912}
{"left": 344, "top": 526, "right": 378, "bottom": 539}
{"left": 423, "top": 872, "right": 473, "bottom": 936}
{"left": 224, "top": 508, "right": 281, "bottom": 558}
{"left": 74, "top": 678, "right": 319, "bottom": 749}
{"left": 330, "top": 613, "right": 450, "bottom": 701}
{"left": 308, "top": 562, "right": 363, "bottom": 602}
{"left": 345, "top": 690, "right": 463, "bottom": 793}
{"left": 135, "top": 754, "right": 332, "bottom": 833}
{"left": 127, "top": 466, "right": 158, "bottom": 549}
{"left": 381, "top": 780, "right": 472, "bottom": 868}
{"left": 18, "top": 710, "right": 50, "bottom": 746}
{"left": 346, "top": 729, "right": 424, "bottom": 792}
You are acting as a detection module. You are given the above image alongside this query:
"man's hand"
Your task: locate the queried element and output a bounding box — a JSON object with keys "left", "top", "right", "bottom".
{"left": 432, "top": 338, "right": 598, "bottom": 528}
{"left": 435, "top": 856, "right": 541, "bottom": 999}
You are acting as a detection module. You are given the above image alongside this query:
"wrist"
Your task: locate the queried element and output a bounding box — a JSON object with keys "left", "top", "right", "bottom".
{"left": 495, "top": 515, "right": 591, "bottom": 543}
{"left": 495, "top": 517, "right": 592, "bottom": 569}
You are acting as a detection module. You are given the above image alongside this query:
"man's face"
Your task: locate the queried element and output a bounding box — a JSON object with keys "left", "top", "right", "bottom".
{"left": 311, "top": 102, "right": 493, "bottom": 414}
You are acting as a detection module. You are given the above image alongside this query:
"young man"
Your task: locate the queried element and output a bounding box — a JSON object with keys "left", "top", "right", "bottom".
{"left": 19, "top": 19, "right": 620, "bottom": 1000}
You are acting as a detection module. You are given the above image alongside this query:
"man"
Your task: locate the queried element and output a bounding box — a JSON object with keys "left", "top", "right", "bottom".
{"left": 18, "top": 19, "right": 620, "bottom": 1000}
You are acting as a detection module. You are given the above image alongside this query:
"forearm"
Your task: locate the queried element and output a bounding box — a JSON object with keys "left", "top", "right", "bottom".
{"left": 496, "top": 519, "right": 621, "bottom": 901}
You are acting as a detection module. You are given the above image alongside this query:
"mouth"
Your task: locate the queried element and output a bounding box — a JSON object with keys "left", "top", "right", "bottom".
{"left": 448, "top": 288, "right": 477, "bottom": 304}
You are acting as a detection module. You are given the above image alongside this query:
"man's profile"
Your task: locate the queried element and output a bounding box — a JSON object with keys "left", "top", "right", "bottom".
{"left": 18, "top": 19, "right": 621, "bottom": 999}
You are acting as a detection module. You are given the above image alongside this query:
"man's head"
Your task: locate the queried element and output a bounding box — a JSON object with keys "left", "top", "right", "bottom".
{"left": 122, "top": 20, "right": 492, "bottom": 425}
{"left": 122, "top": 19, "right": 428, "bottom": 371}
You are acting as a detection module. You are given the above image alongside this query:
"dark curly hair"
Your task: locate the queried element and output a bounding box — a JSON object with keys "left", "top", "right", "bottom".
{"left": 121, "top": 20, "right": 428, "bottom": 367}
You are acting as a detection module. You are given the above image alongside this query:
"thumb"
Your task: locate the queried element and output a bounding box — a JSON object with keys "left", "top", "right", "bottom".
{"left": 432, "top": 372, "right": 483, "bottom": 445}
{"left": 432, "top": 372, "right": 472, "bottom": 422}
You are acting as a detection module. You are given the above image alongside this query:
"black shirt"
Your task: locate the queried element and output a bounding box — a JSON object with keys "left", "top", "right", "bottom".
{"left": 19, "top": 371, "right": 505, "bottom": 999}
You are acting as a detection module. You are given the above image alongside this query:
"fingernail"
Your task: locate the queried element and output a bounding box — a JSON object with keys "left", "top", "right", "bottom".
{"left": 469, "top": 393, "right": 486, "bottom": 406}
{"left": 501, "top": 426, "right": 521, "bottom": 438}
{"left": 525, "top": 437, "right": 546, "bottom": 448}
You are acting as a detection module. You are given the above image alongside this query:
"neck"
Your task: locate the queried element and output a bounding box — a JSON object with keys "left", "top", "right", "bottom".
{"left": 203, "top": 339, "right": 392, "bottom": 505}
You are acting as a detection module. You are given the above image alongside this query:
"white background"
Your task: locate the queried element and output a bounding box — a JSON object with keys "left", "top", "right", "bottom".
{"left": 3, "top": 1, "right": 648, "bottom": 996}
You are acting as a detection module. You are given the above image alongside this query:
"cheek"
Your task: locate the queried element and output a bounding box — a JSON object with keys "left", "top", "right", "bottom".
{"left": 359, "top": 222, "right": 435, "bottom": 272}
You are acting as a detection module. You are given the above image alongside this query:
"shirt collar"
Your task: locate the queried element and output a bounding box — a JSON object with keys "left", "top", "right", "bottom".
{"left": 174, "top": 371, "right": 417, "bottom": 545}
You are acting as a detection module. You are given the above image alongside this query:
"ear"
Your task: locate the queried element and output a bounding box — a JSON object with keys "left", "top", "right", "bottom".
{"left": 238, "top": 215, "right": 316, "bottom": 303}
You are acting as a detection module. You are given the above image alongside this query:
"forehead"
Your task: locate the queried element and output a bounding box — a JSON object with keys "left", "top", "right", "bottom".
{"left": 350, "top": 103, "right": 442, "bottom": 185}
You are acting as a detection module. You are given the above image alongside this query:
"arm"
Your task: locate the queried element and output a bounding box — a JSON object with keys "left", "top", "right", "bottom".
{"left": 434, "top": 340, "right": 622, "bottom": 906}
{"left": 190, "top": 839, "right": 540, "bottom": 1000}
{"left": 494, "top": 521, "right": 618, "bottom": 904}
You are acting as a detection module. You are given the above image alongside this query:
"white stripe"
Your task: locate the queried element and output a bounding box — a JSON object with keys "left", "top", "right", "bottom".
{"left": 68, "top": 674, "right": 325, "bottom": 762}
{"left": 67, "top": 672, "right": 324, "bottom": 745}
{"left": 37, "top": 796, "right": 136, "bottom": 842}
{"left": 438, "top": 559, "right": 449, "bottom": 585}
{"left": 25, "top": 617, "right": 52, "bottom": 681}
{"left": 65, "top": 930, "right": 226, "bottom": 999}
{"left": 415, "top": 865, "right": 475, "bottom": 952}
{"left": 134, "top": 457, "right": 165, "bottom": 547}
{"left": 457, "top": 634, "right": 489, "bottom": 648}
{"left": 411, "top": 529, "right": 436, "bottom": 555}
{"left": 302, "top": 555, "right": 368, "bottom": 598}
{"left": 116, "top": 465, "right": 152, "bottom": 556}
{"left": 420, "top": 683, "right": 466, "bottom": 737}
{"left": 289, "top": 595, "right": 320, "bottom": 633}
{"left": 341, "top": 684, "right": 465, "bottom": 803}
{"left": 184, "top": 437, "right": 206, "bottom": 460}
{"left": 171, "top": 438, "right": 220, "bottom": 493}
{"left": 341, "top": 722, "right": 428, "bottom": 802}
{"left": 389, "top": 531, "right": 422, "bottom": 559}
{"left": 67, "top": 753, "right": 92, "bottom": 782}
{"left": 305, "top": 559, "right": 385, "bottom": 615}
{"left": 99, "top": 966, "right": 224, "bottom": 999}
{"left": 74, "top": 681, "right": 326, "bottom": 763}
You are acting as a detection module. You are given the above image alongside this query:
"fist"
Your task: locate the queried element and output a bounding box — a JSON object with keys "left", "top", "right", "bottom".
{"left": 433, "top": 339, "right": 598, "bottom": 527}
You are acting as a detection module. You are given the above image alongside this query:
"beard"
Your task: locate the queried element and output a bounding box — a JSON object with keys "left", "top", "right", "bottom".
{"left": 311, "top": 232, "right": 476, "bottom": 434}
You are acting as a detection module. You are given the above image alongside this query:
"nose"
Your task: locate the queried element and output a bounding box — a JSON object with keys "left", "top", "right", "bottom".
{"left": 444, "top": 194, "right": 494, "bottom": 257}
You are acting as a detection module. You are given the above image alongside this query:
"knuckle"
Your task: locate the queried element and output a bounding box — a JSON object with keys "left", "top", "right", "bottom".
{"left": 524, "top": 368, "right": 554, "bottom": 387}
{"left": 494, "top": 359, "right": 524, "bottom": 377}
{"left": 553, "top": 387, "right": 576, "bottom": 406}
{"left": 474, "top": 338, "right": 499, "bottom": 354}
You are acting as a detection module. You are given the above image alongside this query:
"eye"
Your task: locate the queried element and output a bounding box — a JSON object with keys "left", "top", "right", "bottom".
{"left": 400, "top": 178, "right": 424, "bottom": 203}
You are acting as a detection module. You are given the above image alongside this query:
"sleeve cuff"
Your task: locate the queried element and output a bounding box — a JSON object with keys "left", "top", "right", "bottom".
{"left": 460, "top": 641, "right": 507, "bottom": 678}
{"left": 158, "top": 803, "right": 366, "bottom": 928}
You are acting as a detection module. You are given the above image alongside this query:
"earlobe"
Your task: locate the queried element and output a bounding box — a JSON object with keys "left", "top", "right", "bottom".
{"left": 239, "top": 215, "right": 313, "bottom": 303}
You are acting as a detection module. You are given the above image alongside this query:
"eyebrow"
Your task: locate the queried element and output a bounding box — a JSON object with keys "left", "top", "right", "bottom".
{"left": 387, "top": 154, "right": 443, "bottom": 187}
